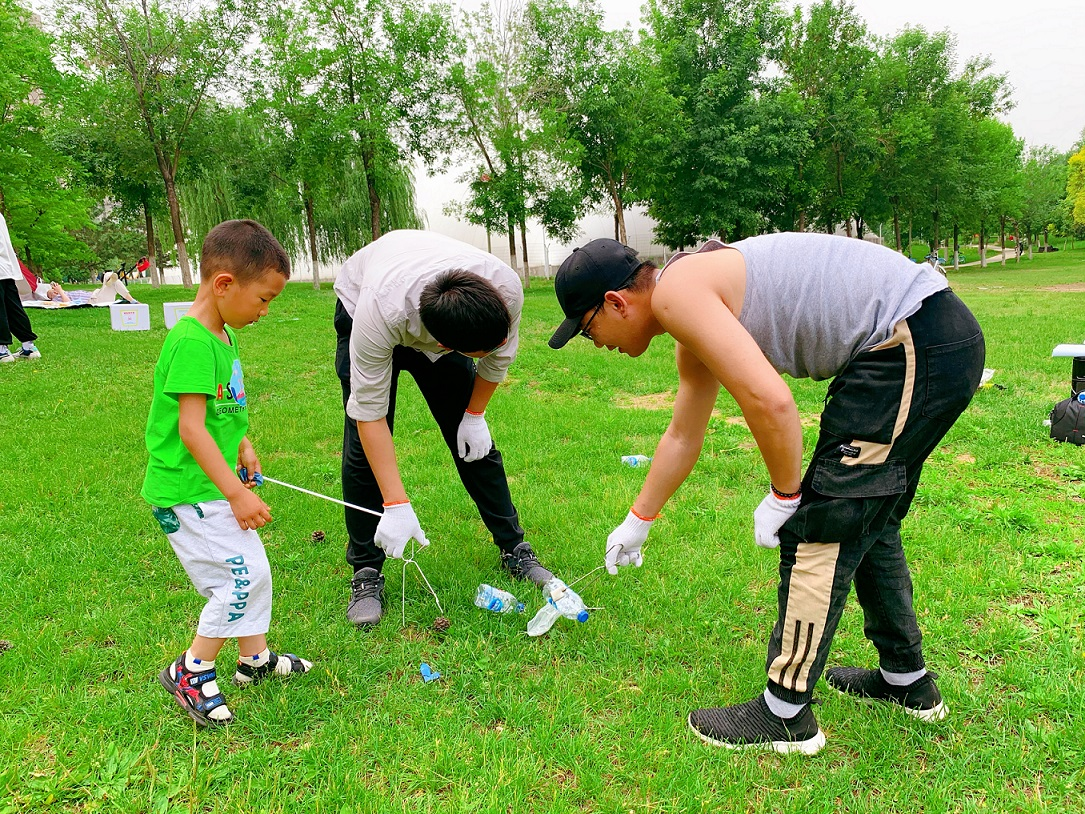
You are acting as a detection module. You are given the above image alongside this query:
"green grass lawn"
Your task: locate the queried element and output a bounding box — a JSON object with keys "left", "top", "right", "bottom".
{"left": 2, "top": 246, "right": 1084, "bottom": 812}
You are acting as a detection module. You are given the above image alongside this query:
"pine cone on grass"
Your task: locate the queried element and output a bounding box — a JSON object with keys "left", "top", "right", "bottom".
{"left": 432, "top": 617, "right": 451, "bottom": 633}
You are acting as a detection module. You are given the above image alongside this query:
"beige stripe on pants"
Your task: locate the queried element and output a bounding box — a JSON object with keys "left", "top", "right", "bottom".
{"left": 767, "top": 319, "right": 916, "bottom": 693}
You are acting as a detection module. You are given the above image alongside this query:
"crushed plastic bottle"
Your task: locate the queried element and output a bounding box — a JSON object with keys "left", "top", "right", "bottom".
{"left": 474, "top": 584, "right": 525, "bottom": 614}
{"left": 527, "top": 577, "right": 589, "bottom": 637}
{"left": 622, "top": 455, "right": 652, "bottom": 467}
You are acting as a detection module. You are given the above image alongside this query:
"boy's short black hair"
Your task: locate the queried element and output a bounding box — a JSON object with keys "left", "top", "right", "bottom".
{"left": 200, "top": 220, "right": 291, "bottom": 283}
{"left": 419, "top": 269, "right": 510, "bottom": 353}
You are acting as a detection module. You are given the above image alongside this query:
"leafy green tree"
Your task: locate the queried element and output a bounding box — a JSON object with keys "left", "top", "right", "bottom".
{"left": 55, "top": 0, "right": 252, "bottom": 287}
{"left": 314, "top": 0, "right": 453, "bottom": 243}
{"left": 779, "top": 0, "right": 877, "bottom": 235}
{"left": 521, "top": 0, "right": 673, "bottom": 244}
{"left": 446, "top": 0, "right": 540, "bottom": 279}
{"left": 640, "top": 0, "right": 792, "bottom": 246}
{"left": 57, "top": 73, "right": 171, "bottom": 284}
{"left": 0, "top": 0, "right": 94, "bottom": 274}
{"left": 1019, "top": 145, "right": 1068, "bottom": 256}
{"left": 1067, "top": 145, "right": 1085, "bottom": 230}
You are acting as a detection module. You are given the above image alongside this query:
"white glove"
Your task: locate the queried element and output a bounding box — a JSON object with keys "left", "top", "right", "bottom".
{"left": 456, "top": 410, "right": 493, "bottom": 462}
{"left": 375, "top": 502, "right": 430, "bottom": 559}
{"left": 753, "top": 491, "right": 801, "bottom": 549}
{"left": 605, "top": 510, "right": 655, "bottom": 575}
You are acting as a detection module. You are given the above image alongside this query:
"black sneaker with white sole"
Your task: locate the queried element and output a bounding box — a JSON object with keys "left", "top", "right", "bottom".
{"left": 500, "top": 542, "right": 553, "bottom": 586}
{"left": 688, "top": 694, "right": 826, "bottom": 755}
{"left": 824, "top": 667, "right": 947, "bottom": 722}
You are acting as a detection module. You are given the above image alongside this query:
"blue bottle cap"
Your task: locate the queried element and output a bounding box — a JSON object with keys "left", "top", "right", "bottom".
{"left": 576, "top": 610, "right": 589, "bottom": 623}
{"left": 516, "top": 602, "right": 525, "bottom": 613}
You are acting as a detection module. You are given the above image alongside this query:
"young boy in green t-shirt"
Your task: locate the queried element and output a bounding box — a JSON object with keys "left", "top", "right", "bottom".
{"left": 142, "top": 220, "right": 312, "bottom": 726}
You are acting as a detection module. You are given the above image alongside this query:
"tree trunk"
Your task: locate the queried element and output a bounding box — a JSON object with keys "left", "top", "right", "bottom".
{"left": 144, "top": 199, "right": 160, "bottom": 288}
{"left": 893, "top": 209, "right": 902, "bottom": 252}
{"left": 363, "top": 147, "right": 381, "bottom": 241}
{"left": 507, "top": 216, "right": 517, "bottom": 272}
{"left": 999, "top": 215, "right": 1006, "bottom": 266}
{"left": 305, "top": 187, "right": 320, "bottom": 290}
{"left": 953, "top": 223, "right": 960, "bottom": 271}
{"left": 162, "top": 171, "right": 193, "bottom": 288}
{"left": 844, "top": 217, "right": 852, "bottom": 238}
{"left": 519, "top": 216, "right": 529, "bottom": 288}
{"left": 979, "top": 226, "right": 987, "bottom": 268}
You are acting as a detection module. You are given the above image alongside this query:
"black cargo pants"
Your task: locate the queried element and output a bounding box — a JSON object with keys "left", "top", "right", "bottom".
{"left": 766, "top": 290, "right": 985, "bottom": 704}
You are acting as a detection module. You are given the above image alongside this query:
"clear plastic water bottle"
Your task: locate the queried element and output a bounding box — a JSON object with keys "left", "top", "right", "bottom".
{"left": 622, "top": 455, "right": 652, "bottom": 467}
{"left": 474, "top": 584, "right": 525, "bottom": 614}
{"left": 527, "top": 578, "right": 589, "bottom": 636}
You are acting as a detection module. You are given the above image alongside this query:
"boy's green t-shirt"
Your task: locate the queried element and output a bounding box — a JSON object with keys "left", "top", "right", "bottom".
{"left": 141, "top": 317, "right": 250, "bottom": 507}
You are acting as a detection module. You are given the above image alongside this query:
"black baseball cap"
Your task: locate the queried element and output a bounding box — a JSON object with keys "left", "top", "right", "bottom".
{"left": 549, "top": 239, "right": 644, "bottom": 349}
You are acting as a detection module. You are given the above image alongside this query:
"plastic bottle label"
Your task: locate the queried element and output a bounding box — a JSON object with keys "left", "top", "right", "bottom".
{"left": 488, "top": 598, "right": 503, "bottom": 611}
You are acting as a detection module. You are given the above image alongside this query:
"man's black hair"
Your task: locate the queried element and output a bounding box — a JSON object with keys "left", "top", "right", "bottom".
{"left": 419, "top": 269, "right": 510, "bottom": 352}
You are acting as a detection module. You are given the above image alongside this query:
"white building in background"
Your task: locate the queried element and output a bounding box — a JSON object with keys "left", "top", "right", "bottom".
{"left": 409, "top": 163, "right": 672, "bottom": 278}
{"left": 154, "top": 162, "right": 671, "bottom": 286}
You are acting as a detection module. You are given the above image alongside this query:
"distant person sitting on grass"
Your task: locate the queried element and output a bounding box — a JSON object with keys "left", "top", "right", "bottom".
{"left": 141, "top": 219, "right": 312, "bottom": 727}
{"left": 549, "top": 234, "right": 984, "bottom": 755}
{"left": 44, "top": 271, "right": 139, "bottom": 305}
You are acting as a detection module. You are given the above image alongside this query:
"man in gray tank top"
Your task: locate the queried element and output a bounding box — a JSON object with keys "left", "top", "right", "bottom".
{"left": 549, "top": 234, "right": 985, "bottom": 755}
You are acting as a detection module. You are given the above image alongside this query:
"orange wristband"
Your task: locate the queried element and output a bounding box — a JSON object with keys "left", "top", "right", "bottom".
{"left": 465, "top": 409, "right": 485, "bottom": 416}
{"left": 631, "top": 507, "right": 660, "bottom": 522}
{"left": 382, "top": 499, "right": 410, "bottom": 508}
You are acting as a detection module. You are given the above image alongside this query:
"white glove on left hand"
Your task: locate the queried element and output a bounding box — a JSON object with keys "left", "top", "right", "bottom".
{"left": 753, "top": 491, "right": 801, "bottom": 549}
{"left": 456, "top": 410, "right": 493, "bottom": 462}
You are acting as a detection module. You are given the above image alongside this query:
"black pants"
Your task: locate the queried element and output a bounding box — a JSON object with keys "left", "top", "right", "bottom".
{"left": 0, "top": 279, "right": 37, "bottom": 346}
{"left": 335, "top": 299, "right": 525, "bottom": 574}
{"left": 767, "top": 290, "right": 985, "bottom": 704}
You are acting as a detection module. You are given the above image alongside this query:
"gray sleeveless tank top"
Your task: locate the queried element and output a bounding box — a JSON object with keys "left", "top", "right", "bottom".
{"left": 660, "top": 232, "right": 948, "bottom": 381}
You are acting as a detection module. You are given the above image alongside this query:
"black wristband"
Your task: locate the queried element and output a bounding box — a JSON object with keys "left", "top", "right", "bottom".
{"left": 770, "top": 483, "right": 801, "bottom": 500}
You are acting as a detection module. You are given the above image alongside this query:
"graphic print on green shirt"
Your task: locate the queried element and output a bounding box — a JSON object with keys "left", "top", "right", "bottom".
{"left": 141, "top": 317, "right": 250, "bottom": 507}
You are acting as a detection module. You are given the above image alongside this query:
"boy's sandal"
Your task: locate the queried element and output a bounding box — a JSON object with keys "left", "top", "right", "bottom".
{"left": 233, "top": 651, "right": 312, "bottom": 686}
{"left": 158, "top": 658, "right": 233, "bottom": 727}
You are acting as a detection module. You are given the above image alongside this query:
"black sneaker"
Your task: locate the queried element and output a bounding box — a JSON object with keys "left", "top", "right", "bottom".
{"left": 688, "top": 695, "right": 826, "bottom": 755}
{"left": 347, "top": 567, "right": 385, "bottom": 627}
{"left": 825, "top": 667, "right": 947, "bottom": 722}
{"left": 500, "top": 542, "right": 553, "bottom": 586}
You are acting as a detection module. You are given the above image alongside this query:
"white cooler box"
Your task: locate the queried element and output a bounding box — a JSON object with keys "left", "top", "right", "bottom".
{"left": 109, "top": 302, "right": 150, "bottom": 331}
{"left": 163, "top": 301, "right": 194, "bottom": 329}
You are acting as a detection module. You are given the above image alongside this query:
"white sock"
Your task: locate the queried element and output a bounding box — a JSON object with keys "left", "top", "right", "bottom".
{"left": 0, "top": 346, "right": 8, "bottom": 354}
{"left": 22, "top": 342, "right": 35, "bottom": 350}
{"left": 763, "top": 689, "right": 806, "bottom": 719}
{"left": 881, "top": 667, "right": 926, "bottom": 686}
{"left": 183, "top": 653, "right": 230, "bottom": 720}
{"left": 240, "top": 648, "right": 272, "bottom": 668}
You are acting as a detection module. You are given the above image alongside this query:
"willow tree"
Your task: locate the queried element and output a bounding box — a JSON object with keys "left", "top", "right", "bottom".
{"left": 310, "top": 0, "right": 455, "bottom": 244}
{"left": 55, "top": 0, "right": 251, "bottom": 288}
{"left": 178, "top": 106, "right": 421, "bottom": 275}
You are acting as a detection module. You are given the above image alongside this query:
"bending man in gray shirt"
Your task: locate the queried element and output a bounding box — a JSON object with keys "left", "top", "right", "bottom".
{"left": 549, "top": 233, "right": 984, "bottom": 755}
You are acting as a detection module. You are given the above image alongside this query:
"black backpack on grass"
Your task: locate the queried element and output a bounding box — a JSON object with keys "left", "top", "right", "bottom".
{"left": 1050, "top": 396, "right": 1085, "bottom": 445}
